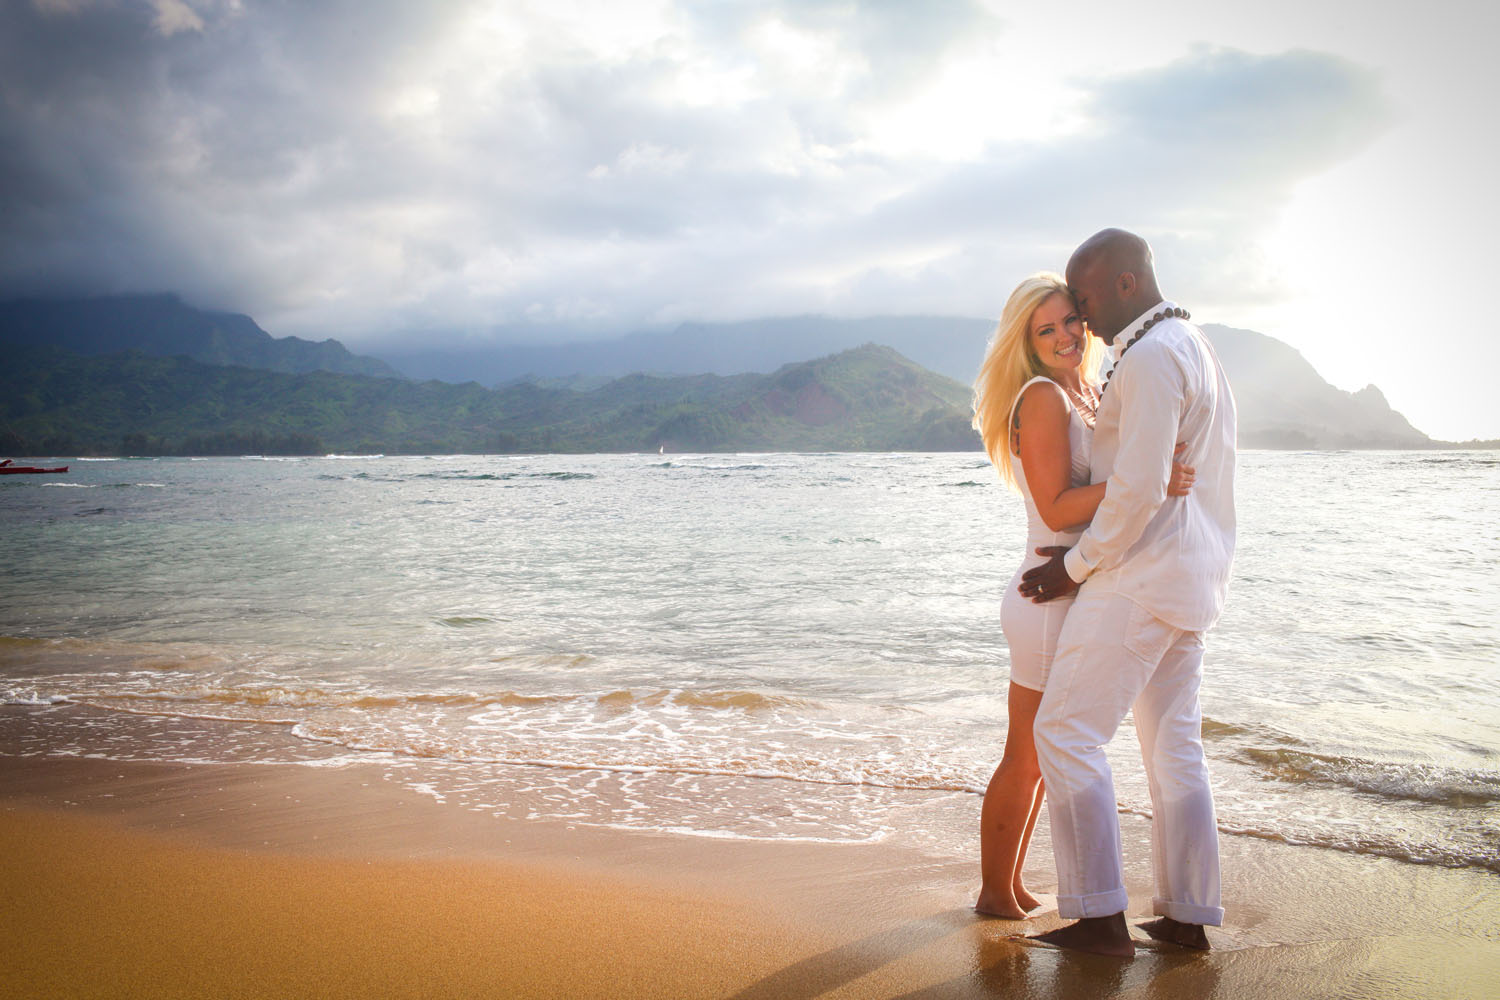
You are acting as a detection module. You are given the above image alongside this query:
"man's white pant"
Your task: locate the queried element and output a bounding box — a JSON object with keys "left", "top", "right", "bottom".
{"left": 1033, "top": 586, "right": 1223, "bottom": 926}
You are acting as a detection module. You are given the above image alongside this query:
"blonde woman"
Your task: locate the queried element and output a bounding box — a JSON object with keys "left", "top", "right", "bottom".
{"left": 970, "top": 272, "right": 1193, "bottom": 919}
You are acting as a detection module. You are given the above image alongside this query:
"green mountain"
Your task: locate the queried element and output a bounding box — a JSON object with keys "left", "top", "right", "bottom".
{"left": 0, "top": 294, "right": 401, "bottom": 379}
{"left": 0, "top": 343, "right": 979, "bottom": 456}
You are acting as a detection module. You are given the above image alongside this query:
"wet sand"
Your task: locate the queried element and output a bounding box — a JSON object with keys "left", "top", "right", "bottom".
{"left": 2, "top": 749, "right": 1497, "bottom": 999}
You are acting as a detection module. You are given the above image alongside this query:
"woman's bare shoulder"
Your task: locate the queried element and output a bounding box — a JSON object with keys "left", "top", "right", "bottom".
{"left": 1011, "top": 378, "right": 1071, "bottom": 456}
{"left": 1015, "top": 378, "right": 1070, "bottom": 419}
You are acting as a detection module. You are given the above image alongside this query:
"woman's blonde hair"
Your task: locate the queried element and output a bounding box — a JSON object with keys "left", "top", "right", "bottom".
{"left": 971, "top": 272, "right": 1105, "bottom": 491}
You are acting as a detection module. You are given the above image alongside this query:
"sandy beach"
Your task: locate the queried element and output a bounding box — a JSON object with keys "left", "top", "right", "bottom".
{"left": 3, "top": 720, "right": 1497, "bottom": 1000}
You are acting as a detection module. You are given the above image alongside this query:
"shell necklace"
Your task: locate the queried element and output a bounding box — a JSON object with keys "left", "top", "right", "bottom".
{"left": 1101, "top": 306, "right": 1190, "bottom": 398}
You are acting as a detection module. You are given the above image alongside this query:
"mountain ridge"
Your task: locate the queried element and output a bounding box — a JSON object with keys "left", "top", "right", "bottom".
{"left": 0, "top": 342, "right": 976, "bottom": 456}
{"left": 378, "top": 314, "right": 991, "bottom": 390}
{"left": 1198, "top": 323, "right": 1429, "bottom": 449}
{"left": 0, "top": 294, "right": 1465, "bottom": 451}
{"left": 0, "top": 294, "right": 402, "bottom": 379}
{"left": 380, "top": 313, "right": 1437, "bottom": 449}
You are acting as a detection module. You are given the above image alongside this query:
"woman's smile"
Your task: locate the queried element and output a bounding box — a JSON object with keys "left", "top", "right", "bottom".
{"left": 1026, "top": 290, "right": 1088, "bottom": 375}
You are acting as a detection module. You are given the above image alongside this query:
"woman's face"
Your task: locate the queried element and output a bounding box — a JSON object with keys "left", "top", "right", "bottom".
{"left": 1028, "top": 291, "right": 1086, "bottom": 375}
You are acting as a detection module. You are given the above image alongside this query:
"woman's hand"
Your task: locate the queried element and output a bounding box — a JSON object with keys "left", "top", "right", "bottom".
{"left": 1168, "top": 443, "right": 1195, "bottom": 497}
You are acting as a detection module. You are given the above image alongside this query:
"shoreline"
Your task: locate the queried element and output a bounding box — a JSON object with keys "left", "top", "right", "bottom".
{"left": 3, "top": 752, "right": 1497, "bottom": 999}
{"left": 9, "top": 445, "right": 1500, "bottom": 460}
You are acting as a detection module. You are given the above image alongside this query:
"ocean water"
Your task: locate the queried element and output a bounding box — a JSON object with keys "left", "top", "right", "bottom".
{"left": 2, "top": 451, "right": 1497, "bottom": 872}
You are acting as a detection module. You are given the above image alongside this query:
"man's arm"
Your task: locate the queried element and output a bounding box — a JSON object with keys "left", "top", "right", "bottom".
{"left": 1062, "top": 339, "right": 1185, "bottom": 584}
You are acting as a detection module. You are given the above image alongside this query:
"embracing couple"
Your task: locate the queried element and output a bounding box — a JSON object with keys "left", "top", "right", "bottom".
{"left": 970, "top": 228, "right": 1237, "bottom": 957}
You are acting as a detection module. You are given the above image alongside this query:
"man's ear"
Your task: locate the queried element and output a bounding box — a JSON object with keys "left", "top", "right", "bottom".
{"left": 1117, "top": 271, "right": 1136, "bottom": 298}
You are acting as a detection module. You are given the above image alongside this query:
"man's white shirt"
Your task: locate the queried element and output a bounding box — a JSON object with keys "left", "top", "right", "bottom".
{"left": 1062, "top": 301, "right": 1237, "bottom": 632}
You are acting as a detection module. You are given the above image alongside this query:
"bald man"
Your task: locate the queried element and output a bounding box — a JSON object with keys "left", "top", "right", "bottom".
{"left": 1019, "top": 228, "right": 1237, "bottom": 957}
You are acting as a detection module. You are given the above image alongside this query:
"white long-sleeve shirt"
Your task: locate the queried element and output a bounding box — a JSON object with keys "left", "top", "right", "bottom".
{"left": 1063, "top": 301, "right": 1237, "bottom": 632}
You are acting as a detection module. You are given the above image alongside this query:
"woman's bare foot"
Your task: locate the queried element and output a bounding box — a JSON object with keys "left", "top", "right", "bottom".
{"left": 1030, "top": 914, "right": 1135, "bottom": 957}
{"left": 975, "top": 889, "right": 1031, "bottom": 921}
{"left": 1013, "top": 883, "right": 1042, "bottom": 912}
{"left": 1137, "top": 917, "right": 1210, "bottom": 950}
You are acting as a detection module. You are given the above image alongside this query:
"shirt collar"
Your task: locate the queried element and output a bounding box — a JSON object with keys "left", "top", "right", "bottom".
{"left": 1109, "top": 300, "right": 1177, "bottom": 362}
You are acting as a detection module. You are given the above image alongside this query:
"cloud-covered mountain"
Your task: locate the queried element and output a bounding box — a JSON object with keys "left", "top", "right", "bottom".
{"left": 1, "top": 341, "right": 974, "bottom": 456}
{"left": 1, "top": 295, "right": 1443, "bottom": 450}
{"left": 379, "top": 314, "right": 1437, "bottom": 449}
{"left": 379, "top": 315, "right": 994, "bottom": 391}
{"left": 0, "top": 295, "right": 400, "bottom": 379}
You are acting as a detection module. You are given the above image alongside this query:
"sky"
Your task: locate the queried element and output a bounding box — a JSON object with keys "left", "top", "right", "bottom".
{"left": 2, "top": 0, "right": 1496, "bottom": 440}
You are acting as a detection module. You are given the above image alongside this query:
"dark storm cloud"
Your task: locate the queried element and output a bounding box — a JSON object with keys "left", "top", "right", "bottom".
{"left": 0, "top": 0, "right": 458, "bottom": 303}
{"left": 0, "top": 2, "right": 171, "bottom": 296}
{"left": 0, "top": 0, "right": 1390, "bottom": 341}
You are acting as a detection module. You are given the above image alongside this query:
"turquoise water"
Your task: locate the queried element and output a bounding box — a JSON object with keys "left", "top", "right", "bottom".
{"left": 2, "top": 451, "right": 1497, "bottom": 869}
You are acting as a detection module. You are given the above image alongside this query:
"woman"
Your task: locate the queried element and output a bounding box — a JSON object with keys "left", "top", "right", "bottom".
{"left": 970, "top": 272, "right": 1192, "bottom": 919}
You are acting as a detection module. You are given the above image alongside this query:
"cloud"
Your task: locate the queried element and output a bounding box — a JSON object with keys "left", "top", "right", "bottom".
{"left": 0, "top": 1, "right": 1391, "bottom": 344}
{"left": 839, "top": 47, "right": 1391, "bottom": 313}
{"left": 150, "top": 0, "right": 204, "bottom": 36}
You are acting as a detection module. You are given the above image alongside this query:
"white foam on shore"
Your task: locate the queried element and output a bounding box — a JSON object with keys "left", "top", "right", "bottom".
{"left": 3, "top": 691, "right": 72, "bottom": 705}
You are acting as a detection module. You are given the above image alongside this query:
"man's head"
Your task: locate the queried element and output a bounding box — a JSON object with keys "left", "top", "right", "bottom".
{"left": 1064, "top": 228, "right": 1162, "bottom": 344}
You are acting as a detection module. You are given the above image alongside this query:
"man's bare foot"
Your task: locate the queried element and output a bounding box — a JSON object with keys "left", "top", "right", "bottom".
{"left": 1029, "top": 913, "right": 1134, "bottom": 958}
{"left": 1137, "top": 917, "right": 1210, "bottom": 950}
{"left": 975, "top": 890, "right": 1031, "bottom": 920}
{"left": 1013, "top": 884, "right": 1042, "bottom": 912}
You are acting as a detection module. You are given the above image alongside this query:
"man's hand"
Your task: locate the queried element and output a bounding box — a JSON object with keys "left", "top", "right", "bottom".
{"left": 1018, "top": 546, "right": 1080, "bottom": 603}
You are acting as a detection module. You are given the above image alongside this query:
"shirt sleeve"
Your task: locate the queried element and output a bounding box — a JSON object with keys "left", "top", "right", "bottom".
{"left": 1063, "top": 340, "right": 1184, "bottom": 583}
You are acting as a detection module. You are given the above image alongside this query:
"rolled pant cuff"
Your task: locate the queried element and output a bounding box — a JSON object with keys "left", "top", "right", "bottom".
{"left": 1152, "top": 898, "right": 1224, "bottom": 926}
{"left": 1057, "top": 887, "right": 1129, "bottom": 920}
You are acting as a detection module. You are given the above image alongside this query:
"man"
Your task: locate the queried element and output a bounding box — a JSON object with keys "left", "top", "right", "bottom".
{"left": 1019, "top": 228, "right": 1237, "bottom": 957}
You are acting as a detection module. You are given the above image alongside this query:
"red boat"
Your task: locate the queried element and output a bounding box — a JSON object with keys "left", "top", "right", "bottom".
{"left": 0, "top": 460, "right": 68, "bottom": 475}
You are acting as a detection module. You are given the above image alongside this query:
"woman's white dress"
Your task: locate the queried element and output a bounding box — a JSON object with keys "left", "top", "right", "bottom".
{"left": 1000, "top": 376, "right": 1094, "bottom": 692}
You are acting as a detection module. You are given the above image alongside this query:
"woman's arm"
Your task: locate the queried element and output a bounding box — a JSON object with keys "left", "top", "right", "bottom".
{"left": 1015, "top": 382, "right": 1104, "bottom": 533}
{"left": 1014, "top": 382, "right": 1194, "bottom": 534}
